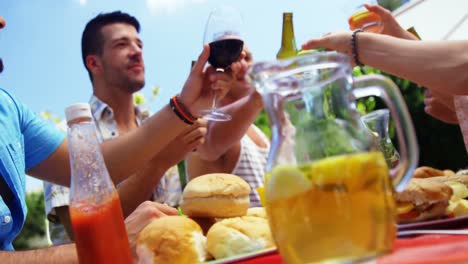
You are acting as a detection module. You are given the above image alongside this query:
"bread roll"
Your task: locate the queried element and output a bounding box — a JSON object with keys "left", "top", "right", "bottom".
{"left": 206, "top": 216, "right": 274, "bottom": 259}
{"left": 424, "top": 174, "right": 468, "bottom": 186}
{"left": 136, "top": 216, "right": 209, "bottom": 264}
{"left": 246, "top": 207, "right": 267, "bottom": 219}
{"left": 181, "top": 173, "right": 251, "bottom": 218}
{"left": 413, "top": 166, "right": 446, "bottom": 178}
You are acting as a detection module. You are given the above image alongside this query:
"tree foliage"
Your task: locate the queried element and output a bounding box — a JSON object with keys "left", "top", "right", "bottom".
{"left": 13, "top": 191, "right": 48, "bottom": 249}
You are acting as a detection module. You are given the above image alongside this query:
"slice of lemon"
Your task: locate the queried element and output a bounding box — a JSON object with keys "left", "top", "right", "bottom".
{"left": 266, "top": 165, "right": 311, "bottom": 202}
{"left": 256, "top": 187, "right": 266, "bottom": 207}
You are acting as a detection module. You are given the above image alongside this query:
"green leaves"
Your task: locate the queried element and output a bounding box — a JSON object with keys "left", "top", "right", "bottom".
{"left": 13, "top": 191, "right": 48, "bottom": 249}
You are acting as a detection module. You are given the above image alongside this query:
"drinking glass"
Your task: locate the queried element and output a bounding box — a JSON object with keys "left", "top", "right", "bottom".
{"left": 361, "top": 109, "right": 401, "bottom": 169}
{"left": 347, "top": 0, "right": 383, "bottom": 33}
{"left": 200, "top": 6, "right": 244, "bottom": 122}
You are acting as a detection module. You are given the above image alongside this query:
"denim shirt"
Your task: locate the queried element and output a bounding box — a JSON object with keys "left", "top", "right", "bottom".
{"left": 0, "top": 88, "right": 65, "bottom": 250}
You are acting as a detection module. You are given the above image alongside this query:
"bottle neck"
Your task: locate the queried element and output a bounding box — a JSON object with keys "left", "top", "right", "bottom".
{"left": 281, "top": 17, "right": 296, "bottom": 48}
{"left": 277, "top": 14, "right": 297, "bottom": 59}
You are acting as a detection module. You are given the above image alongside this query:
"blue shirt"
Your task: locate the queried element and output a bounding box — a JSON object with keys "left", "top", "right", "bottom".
{"left": 0, "top": 88, "right": 65, "bottom": 250}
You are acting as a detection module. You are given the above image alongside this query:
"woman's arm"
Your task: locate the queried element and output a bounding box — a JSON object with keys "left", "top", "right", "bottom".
{"left": 302, "top": 32, "right": 468, "bottom": 96}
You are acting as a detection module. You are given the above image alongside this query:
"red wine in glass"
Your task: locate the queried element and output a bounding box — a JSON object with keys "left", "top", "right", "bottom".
{"left": 201, "top": 6, "right": 244, "bottom": 122}
{"left": 208, "top": 38, "right": 244, "bottom": 69}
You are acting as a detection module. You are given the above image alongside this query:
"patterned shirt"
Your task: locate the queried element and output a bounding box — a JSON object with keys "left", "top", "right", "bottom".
{"left": 454, "top": 95, "right": 468, "bottom": 153}
{"left": 232, "top": 125, "right": 270, "bottom": 207}
{"left": 44, "top": 95, "right": 182, "bottom": 245}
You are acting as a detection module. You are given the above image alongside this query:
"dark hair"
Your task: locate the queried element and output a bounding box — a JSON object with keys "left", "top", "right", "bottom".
{"left": 81, "top": 11, "right": 140, "bottom": 81}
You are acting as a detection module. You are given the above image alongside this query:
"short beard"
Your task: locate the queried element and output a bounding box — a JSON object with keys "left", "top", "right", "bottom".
{"left": 126, "top": 79, "right": 145, "bottom": 93}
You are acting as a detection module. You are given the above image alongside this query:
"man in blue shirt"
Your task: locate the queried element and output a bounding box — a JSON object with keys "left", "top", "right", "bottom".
{"left": 0, "top": 14, "right": 235, "bottom": 262}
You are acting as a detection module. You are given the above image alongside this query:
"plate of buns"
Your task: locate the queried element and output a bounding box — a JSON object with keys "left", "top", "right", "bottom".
{"left": 396, "top": 167, "right": 468, "bottom": 230}
{"left": 136, "top": 173, "right": 276, "bottom": 264}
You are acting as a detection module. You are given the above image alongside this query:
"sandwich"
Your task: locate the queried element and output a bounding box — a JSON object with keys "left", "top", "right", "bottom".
{"left": 395, "top": 178, "right": 453, "bottom": 223}
{"left": 206, "top": 215, "right": 274, "bottom": 260}
{"left": 181, "top": 173, "right": 251, "bottom": 218}
{"left": 136, "top": 216, "right": 209, "bottom": 264}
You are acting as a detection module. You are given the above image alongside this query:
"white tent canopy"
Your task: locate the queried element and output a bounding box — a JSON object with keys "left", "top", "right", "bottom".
{"left": 393, "top": 0, "right": 468, "bottom": 40}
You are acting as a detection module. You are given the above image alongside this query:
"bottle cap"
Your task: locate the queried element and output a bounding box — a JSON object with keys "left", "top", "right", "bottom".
{"left": 65, "top": 103, "right": 92, "bottom": 122}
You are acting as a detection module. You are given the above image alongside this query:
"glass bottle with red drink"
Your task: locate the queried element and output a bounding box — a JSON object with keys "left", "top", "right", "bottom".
{"left": 65, "top": 103, "right": 132, "bottom": 264}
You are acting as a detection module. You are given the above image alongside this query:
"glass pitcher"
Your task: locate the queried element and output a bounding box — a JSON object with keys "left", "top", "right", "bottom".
{"left": 361, "top": 109, "right": 401, "bottom": 169}
{"left": 249, "top": 52, "right": 418, "bottom": 264}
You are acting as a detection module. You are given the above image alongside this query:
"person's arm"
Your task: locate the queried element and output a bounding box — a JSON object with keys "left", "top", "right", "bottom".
{"left": 302, "top": 33, "right": 468, "bottom": 96}
{"left": 117, "top": 121, "right": 206, "bottom": 217}
{"left": 196, "top": 92, "right": 263, "bottom": 161}
{"left": 0, "top": 243, "right": 78, "bottom": 264}
{"left": 423, "top": 90, "right": 459, "bottom": 124}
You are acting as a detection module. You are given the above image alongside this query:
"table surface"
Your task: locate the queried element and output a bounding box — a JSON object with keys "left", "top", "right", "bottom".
{"left": 236, "top": 227, "right": 468, "bottom": 264}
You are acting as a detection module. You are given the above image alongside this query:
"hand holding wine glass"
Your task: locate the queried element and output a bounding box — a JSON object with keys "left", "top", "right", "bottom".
{"left": 200, "top": 5, "right": 244, "bottom": 122}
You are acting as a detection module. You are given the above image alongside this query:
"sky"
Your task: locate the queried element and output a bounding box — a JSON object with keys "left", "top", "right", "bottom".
{"left": 0, "top": 0, "right": 355, "bottom": 191}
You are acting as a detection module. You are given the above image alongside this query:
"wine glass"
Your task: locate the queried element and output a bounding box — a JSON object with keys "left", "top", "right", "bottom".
{"left": 200, "top": 6, "right": 244, "bottom": 122}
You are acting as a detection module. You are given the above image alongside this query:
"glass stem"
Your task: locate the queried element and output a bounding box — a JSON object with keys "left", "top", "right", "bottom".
{"left": 212, "top": 67, "right": 224, "bottom": 111}
{"left": 212, "top": 93, "right": 218, "bottom": 110}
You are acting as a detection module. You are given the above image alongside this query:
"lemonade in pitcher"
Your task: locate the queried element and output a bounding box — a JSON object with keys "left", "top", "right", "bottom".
{"left": 265, "top": 152, "right": 396, "bottom": 264}
{"left": 249, "top": 52, "right": 418, "bottom": 263}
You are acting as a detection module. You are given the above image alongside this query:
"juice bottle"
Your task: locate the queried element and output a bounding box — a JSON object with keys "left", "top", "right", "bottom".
{"left": 65, "top": 103, "right": 132, "bottom": 264}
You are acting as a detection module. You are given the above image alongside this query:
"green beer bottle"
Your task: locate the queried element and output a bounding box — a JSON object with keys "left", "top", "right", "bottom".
{"left": 276, "top": 12, "right": 298, "bottom": 59}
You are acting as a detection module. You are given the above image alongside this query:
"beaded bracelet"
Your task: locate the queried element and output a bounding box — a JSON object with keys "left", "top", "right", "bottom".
{"left": 169, "top": 96, "right": 197, "bottom": 125}
{"left": 351, "top": 29, "right": 364, "bottom": 67}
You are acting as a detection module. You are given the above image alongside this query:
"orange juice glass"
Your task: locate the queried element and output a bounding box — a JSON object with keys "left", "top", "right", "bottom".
{"left": 349, "top": 9, "right": 383, "bottom": 33}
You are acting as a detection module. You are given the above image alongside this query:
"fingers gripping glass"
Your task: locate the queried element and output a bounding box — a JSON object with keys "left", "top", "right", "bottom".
{"left": 200, "top": 6, "right": 244, "bottom": 122}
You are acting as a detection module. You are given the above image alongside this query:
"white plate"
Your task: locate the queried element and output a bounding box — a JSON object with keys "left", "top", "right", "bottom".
{"left": 398, "top": 215, "right": 468, "bottom": 231}
{"left": 204, "top": 248, "right": 277, "bottom": 264}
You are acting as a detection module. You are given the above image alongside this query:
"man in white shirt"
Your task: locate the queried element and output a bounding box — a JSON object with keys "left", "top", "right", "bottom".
{"left": 44, "top": 11, "right": 207, "bottom": 244}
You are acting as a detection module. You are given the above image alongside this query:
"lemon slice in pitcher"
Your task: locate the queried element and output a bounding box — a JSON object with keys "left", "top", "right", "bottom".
{"left": 266, "top": 165, "right": 311, "bottom": 202}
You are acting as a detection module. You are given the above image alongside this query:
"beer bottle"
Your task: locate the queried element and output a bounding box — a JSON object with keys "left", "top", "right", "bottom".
{"left": 277, "top": 12, "right": 298, "bottom": 59}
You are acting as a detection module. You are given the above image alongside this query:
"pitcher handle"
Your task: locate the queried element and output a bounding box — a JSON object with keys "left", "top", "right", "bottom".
{"left": 350, "top": 74, "right": 419, "bottom": 192}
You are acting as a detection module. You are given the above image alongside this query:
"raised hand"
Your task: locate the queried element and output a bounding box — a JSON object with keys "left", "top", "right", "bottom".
{"left": 364, "top": 4, "right": 419, "bottom": 40}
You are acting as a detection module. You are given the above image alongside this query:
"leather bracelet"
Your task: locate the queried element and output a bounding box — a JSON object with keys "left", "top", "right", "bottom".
{"left": 174, "top": 96, "right": 197, "bottom": 121}
{"left": 169, "top": 96, "right": 196, "bottom": 125}
{"left": 351, "top": 29, "right": 364, "bottom": 67}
